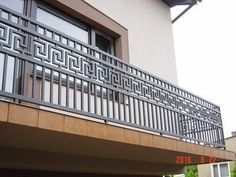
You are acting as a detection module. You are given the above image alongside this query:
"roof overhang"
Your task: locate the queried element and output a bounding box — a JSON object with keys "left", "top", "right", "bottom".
{"left": 162, "top": 0, "right": 200, "bottom": 8}
{"left": 162, "top": 0, "right": 202, "bottom": 23}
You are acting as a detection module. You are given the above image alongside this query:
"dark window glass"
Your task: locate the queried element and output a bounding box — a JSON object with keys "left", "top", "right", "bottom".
{"left": 95, "top": 34, "right": 111, "bottom": 54}
{"left": 220, "top": 163, "right": 229, "bottom": 177}
{"left": 213, "top": 165, "right": 219, "bottom": 177}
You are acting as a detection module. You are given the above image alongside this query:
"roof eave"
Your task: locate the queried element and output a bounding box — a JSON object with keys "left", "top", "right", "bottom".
{"left": 162, "top": 0, "right": 199, "bottom": 8}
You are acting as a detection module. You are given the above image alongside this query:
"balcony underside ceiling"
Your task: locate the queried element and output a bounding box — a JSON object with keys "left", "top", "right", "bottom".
{"left": 0, "top": 101, "right": 234, "bottom": 175}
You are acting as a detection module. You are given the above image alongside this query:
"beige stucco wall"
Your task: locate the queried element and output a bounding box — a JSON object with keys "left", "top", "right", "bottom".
{"left": 225, "top": 136, "right": 236, "bottom": 152}
{"left": 84, "top": 0, "right": 178, "bottom": 84}
{"left": 226, "top": 136, "right": 236, "bottom": 172}
{"left": 198, "top": 164, "right": 212, "bottom": 177}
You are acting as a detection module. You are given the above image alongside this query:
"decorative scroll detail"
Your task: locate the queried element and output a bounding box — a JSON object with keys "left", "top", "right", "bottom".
{"left": 0, "top": 8, "right": 221, "bottom": 126}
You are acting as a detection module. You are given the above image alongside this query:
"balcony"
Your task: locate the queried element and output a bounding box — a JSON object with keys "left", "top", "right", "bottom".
{"left": 0, "top": 4, "right": 225, "bottom": 150}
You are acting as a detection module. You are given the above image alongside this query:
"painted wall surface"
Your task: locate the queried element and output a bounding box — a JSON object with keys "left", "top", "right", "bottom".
{"left": 225, "top": 136, "right": 236, "bottom": 152}
{"left": 84, "top": 0, "right": 178, "bottom": 84}
{"left": 226, "top": 136, "right": 236, "bottom": 172}
{"left": 198, "top": 163, "right": 211, "bottom": 177}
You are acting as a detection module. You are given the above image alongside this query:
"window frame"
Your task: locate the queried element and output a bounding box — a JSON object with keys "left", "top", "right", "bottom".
{"left": 211, "top": 162, "right": 231, "bottom": 177}
{"left": 91, "top": 28, "right": 115, "bottom": 55}
{"left": 36, "top": 2, "right": 89, "bottom": 31}
{"left": 1, "top": 0, "right": 129, "bottom": 61}
{"left": 0, "top": 0, "right": 25, "bottom": 14}
{"left": 30, "top": 0, "right": 115, "bottom": 55}
{"left": 35, "top": 2, "right": 90, "bottom": 45}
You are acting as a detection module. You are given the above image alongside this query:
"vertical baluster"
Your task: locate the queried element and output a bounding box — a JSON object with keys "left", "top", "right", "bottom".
{"left": 170, "top": 110, "right": 174, "bottom": 133}
{"left": 66, "top": 74, "right": 69, "bottom": 107}
{"left": 185, "top": 116, "right": 189, "bottom": 138}
{"left": 151, "top": 104, "right": 155, "bottom": 129}
{"left": 221, "top": 128, "right": 225, "bottom": 146}
{"left": 123, "top": 94, "right": 127, "bottom": 122}
{"left": 49, "top": 70, "right": 53, "bottom": 102}
{"left": 204, "top": 121, "right": 208, "bottom": 144}
{"left": 138, "top": 99, "right": 142, "bottom": 125}
{"left": 88, "top": 82, "right": 91, "bottom": 113}
{"left": 112, "top": 90, "right": 116, "bottom": 119}
{"left": 182, "top": 115, "right": 187, "bottom": 137}
{"left": 201, "top": 121, "right": 206, "bottom": 143}
{"left": 216, "top": 126, "right": 220, "bottom": 145}
{"left": 133, "top": 97, "right": 137, "bottom": 124}
{"left": 2, "top": 54, "right": 8, "bottom": 91}
{"left": 74, "top": 77, "right": 77, "bottom": 109}
{"left": 12, "top": 57, "right": 18, "bottom": 95}
{"left": 194, "top": 118, "right": 197, "bottom": 140}
{"left": 106, "top": 88, "right": 109, "bottom": 117}
{"left": 22, "top": 60, "right": 28, "bottom": 97}
{"left": 191, "top": 117, "right": 195, "bottom": 139}
{"left": 81, "top": 80, "right": 84, "bottom": 111}
{"left": 208, "top": 123, "right": 212, "bottom": 145}
{"left": 159, "top": 107, "right": 163, "bottom": 132}
{"left": 100, "top": 86, "right": 103, "bottom": 116}
{"left": 147, "top": 102, "right": 150, "bottom": 128}
{"left": 142, "top": 101, "right": 146, "bottom": 126}
{"left": 128, "top": 95, "right": 131, "bottom": 123}
{"left": 8, "top": 12, "right": 12, "bottom": 21}
{"left": 209, "top": 124, "right": 213, "bottom": 144}
{"left": 216, "top": 127, "right": 219, "bottom": 145}
{"left": 41, "top": 66, "right": 45, "bottom": 101}
{"left": 206, "top": 123, "right": 210, "bottom": 145}
{"left": 163, "top": 108, "right": 167, "bottom": 132}
{"left": 187, "top": 116, "right": 191, "bottom": 138}
{"left": 166, "top": 109, "right": 171, "bottom": 133}
{"left": 94, "top": 84, "right": 97, "bottom": 114}
{"left": 181, "top": 114, "right": 185, "bottom": 137}
{"left": 174, "top": 111, "right": 178, "bottom": 134}
{"left": 155, "top": 106, "right": 159, "bottom": 130}
{"left": 118, "top": 92, "right": 121, "bottom": 120}
{"left": 197, "top": 120, "right": 201, "bottom": 143}
{"left": 58, "top": 72, "right": 61, "bottom": 105}
{"left": 213, "top": 125, "right": 217, "bottom": 145}
{"left": 205, "top": 122, "right": 209, "bottom": 144}
{"left": 31, "top": 63, "right": 37, "bottom": 98}
{"left": 212, "top": 125, "right": 216, "bottom": 144}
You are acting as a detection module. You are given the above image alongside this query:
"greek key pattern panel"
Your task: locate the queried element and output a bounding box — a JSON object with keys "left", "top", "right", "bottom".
{"left": 0, "top": 7, "right": 222, "bottom": 126}
{"left": 31, "top": 37, "right": 221, "bottom": 125}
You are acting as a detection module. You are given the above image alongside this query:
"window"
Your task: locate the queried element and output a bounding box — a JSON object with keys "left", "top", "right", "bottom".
{"left": 96, "top": 34, "right": 111, "bottom": 53}
{"left": 220, "top": 163, "right": 230, "bottom": 177}
{"left": 36, "top": 6, "right": 89, "bottom": 44}
{"left": 0, "top": 0, "right": 127, "bottom": 60}
{"left": 91, "top": 30, "right": 115, "bottom": 60}
{"left": 0, "top": 0, "right": 24, "bottom": 14}
{"left": 35, "top": 3, "right": 115, "bottom": 55}
{"left": 94, "top": 31, "right": 114, "bottom": 55}
{"left": 211, "top": 162, "right": 230, "bottom": 177}
{"left": 0, "top": 0, "right": 116, "bottom": 55}
{"left": 213, "top": 164, "right": 219, "bottom": 177}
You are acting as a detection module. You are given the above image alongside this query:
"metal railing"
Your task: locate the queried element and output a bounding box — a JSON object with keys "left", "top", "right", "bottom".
{"left": 0, "top": 5, "right": 225, "bottom": 148}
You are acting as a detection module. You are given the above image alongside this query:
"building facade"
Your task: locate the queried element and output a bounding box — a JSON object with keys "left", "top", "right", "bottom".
{"left": 0, "top": 0, "right": 234, "bottom": 176}
{"left": 198, "top": 132, "right": 236, "bottom": 177}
